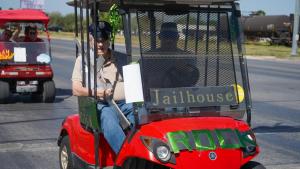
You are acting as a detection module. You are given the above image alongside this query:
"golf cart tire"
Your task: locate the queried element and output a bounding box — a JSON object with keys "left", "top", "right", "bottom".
{"left": 241, "top": 161, "right": 266, "bottom": 169}
{"left": 42, "top": 80, "right": 56, "bottom": 103}
{"left": 59, "top": 136, "right": 74, "bottom": 169}
{"left": 0, "top": 81, "right": 10, "bottom": 104}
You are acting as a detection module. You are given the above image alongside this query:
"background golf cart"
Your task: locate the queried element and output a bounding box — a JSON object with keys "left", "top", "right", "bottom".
{"left": 58, "top": 0, "right": 264, "bottom": 169}
{"left": 0, "top": 9, "right": 56, "bottom": 103}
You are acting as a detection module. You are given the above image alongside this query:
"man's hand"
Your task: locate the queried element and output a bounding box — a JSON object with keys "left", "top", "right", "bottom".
{"left": 12, "top": 24, "right": 22, "bottom": 42}
{"left": 94, "top": 88, "right": 112, "bottom": 100}
{"left": 16, "top": 24, "right": 21, "bottom": 32}
{"left": 104, "top": 88, "right": 113, "bottom": 100}
{"left": 73, "top": 81, "right": 114, "bottom": 100}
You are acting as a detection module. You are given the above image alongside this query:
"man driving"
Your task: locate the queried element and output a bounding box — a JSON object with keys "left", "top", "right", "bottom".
{"left": 71, "top": 21, "right": 135, "bottom": 154}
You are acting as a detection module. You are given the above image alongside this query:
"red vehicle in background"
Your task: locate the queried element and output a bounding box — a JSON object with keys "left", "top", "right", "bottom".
{"left": 0, "top": 9, "right": 55, "bottom": 103}
{"left": 58, "top": 0, "right": 265, "bottom": 169}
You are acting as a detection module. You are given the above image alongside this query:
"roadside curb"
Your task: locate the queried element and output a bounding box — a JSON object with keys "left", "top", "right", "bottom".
{"left": 246, "top": 55, "right": 300, "bottom": 62}
{"left": 45, "top": 36, "right": 74, "bottom": 41}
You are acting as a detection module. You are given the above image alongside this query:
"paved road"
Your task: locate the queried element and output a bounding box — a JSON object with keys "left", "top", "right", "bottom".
{"left": 0, "top": 39, "right": 78, "bottom": 169}
{"left": 247, "top": 57, "right": 300, "bottom": 169}
{"left": 0, "top": 39, "right": 299, "bottom": 169}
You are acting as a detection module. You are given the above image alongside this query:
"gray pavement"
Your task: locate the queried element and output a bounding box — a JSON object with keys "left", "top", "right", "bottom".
{"left": 247, "top": 57, "right": 300, "bottom": 169}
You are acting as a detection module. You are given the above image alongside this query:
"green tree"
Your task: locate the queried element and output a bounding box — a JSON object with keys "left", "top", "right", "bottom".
{"left": 46, "top": 11, "right": 126, "bottom": 32}
{"left": 62, "top": 13, "right": 76, "bottom": 32}
{"left": 250, "top": 10, "right": 266, "bottom": 16}
{"left": 48, "top": 12, "right": 65, "bottom": 30}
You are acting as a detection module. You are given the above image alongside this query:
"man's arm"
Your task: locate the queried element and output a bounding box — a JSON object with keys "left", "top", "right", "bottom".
{"left": 12, "top": 25, "right": 22, "bottom": 42}
{"left": 72, "top": 80, "right": 112, "bottom": 99}
{"left": 71, "top": 55, "right": 112, "bottom": 98}
{"left": 72, "top": 81, "right": 90, "bottom": 96}
{"left": 71, "top": 56, "right": 89, "bottom": 96}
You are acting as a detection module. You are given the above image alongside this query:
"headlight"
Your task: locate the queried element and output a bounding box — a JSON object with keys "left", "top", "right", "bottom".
{"left": 140, "top": 136, "right": 175, "bottom": 164}
{"left": 246, "top": 133, "right": 256, "bottom": 142}
{"left": 245, "top": 145, "right": 256, "bottom": 153}
{"left": 240, "top": 131, "right": 257, "bottom": 158}
{"left": 155, "top": 144, "right": 171, "bottom": 163}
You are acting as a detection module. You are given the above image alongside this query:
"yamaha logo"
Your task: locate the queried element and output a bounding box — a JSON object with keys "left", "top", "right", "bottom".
{"left": 209, "top": 152, "right": 217, "bottom": 160}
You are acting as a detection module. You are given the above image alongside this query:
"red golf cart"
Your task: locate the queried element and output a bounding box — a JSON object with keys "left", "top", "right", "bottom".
{"left": 58, "top": 0, "right": 265, "bottom": 169}
{"left": 0, "top": 9, "right": 55, "bottom": 103}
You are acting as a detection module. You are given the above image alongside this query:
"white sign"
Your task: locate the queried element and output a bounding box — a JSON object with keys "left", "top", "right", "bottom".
{"left": 123, "top": 64, "right": 144, "bottom": 103}
{"left": 14, "top": 47, "right": 27, "bottom": 62}
{"left": 20, "top": 0, "right": 45, "bottom": 10}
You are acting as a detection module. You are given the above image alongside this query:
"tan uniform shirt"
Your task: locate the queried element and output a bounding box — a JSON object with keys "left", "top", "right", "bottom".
{"left": 71, "top": 52, "right": 125, "bottom": 101}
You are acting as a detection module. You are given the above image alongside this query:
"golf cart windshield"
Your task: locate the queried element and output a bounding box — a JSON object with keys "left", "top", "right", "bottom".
{"left": 0, "top": 23, "right": 51, "bottom": 65}
{"left": 0, "top": 9, "right": 51, "bottom": 65}
{"left": 0, "top": 42, "right": 50, "bottom": 65}
{"left": 133, "top": 4, "right": 249, "bottom": 124}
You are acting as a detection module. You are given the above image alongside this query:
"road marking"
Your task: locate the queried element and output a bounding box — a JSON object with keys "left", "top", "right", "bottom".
{"left": 255, "top": 132, "right": 300, "bottom": 135}
{"left": 265, "top": 163, "right": 300, "bottom": 169}
{"left": 0, "top": 142, "right": 58, "bottom": 153}
{"left": 246, "top": 55, "right": 300, "bottom": 63}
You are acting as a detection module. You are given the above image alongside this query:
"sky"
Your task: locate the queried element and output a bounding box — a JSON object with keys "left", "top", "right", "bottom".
{"left": 0, "top": 0, "right": 296, "bottom": 16}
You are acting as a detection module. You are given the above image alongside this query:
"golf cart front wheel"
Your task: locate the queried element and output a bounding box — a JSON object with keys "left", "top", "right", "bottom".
{"left": 59, "top": 136, "right": 73, "bottom": 169}
{"left": 42, "top": 80, "right": 56, "bottom": 103}
{"left": 241, "top": 161, "right": 266, "bottom": 169}
{"left": 0, "top": 81, "right": 10, "bottom": 104}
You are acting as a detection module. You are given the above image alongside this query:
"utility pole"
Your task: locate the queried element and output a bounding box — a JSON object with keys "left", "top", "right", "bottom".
{"left": 291, "top": 0, "right": 300, "bottom": 56}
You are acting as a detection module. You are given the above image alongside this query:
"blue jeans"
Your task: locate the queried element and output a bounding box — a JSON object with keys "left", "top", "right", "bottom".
{"left": 97, "top": 101, "right": 135, "bottom": 154}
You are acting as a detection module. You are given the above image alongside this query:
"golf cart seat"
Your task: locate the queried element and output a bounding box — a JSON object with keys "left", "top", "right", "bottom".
{"left": 141, "top": 55, "right": 199, "bottom": 89}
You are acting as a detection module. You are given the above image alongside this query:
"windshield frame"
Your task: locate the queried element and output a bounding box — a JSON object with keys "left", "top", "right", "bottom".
{"left": 129, "top": 3, "right": 251, "bottom": 125}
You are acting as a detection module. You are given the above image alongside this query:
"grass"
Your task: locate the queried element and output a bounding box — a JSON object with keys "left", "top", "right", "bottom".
{"left": 40, "top": 31, "right": 75, "bottom": 40}
{"left": 42, "top": 31, "right": 300, "bottom": 59}
{"left": 244, "top": 41, "right": 300, "bottom": 58}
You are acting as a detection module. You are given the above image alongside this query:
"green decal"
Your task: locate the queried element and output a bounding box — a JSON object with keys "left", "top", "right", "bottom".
{"left": 192, "top": 130, "right": 216, "bottom": 150}
{"left": 167, "top": 131, "right": 193, "bottom": 153}
{"left": 215, "top": 129, "right": 241, "bottom": 149}
{"left": 167, "top": 129, "right": 256, "bottom": 153}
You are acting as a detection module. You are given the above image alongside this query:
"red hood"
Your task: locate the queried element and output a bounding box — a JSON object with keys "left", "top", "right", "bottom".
{"left": 139, "top": 117, "right": 250, "bottom": 139}
{"left": 117, "top": 117, "right": 256, "bottom": 169}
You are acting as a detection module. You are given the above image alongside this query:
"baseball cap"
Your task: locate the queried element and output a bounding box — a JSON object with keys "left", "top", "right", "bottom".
{"left": 89, "top": 21, "right": 112, "bottom": 41}
{"left": 159, "top": 22, "right": 179, "bottom": 39}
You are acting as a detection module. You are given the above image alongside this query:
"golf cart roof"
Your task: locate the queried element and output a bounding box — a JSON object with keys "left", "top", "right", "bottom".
{"left": 67, "top": 0, "right": 238, "bottom": 10}
{"left": 0, "top": 9, "right": 49, "bottom": 27}
{"left": 66, "top": 0, "right": 118, "bottom": 10}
